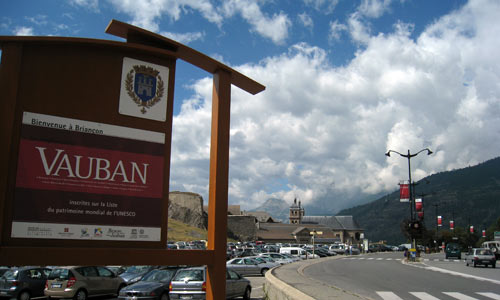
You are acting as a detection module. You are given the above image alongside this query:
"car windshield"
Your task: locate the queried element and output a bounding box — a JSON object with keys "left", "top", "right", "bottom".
{"left": 142, "top": 269, "right": 177, "bottom": 282}
{"left": 478, "top": 249, "right": 493, "bottom": 255}
{"left": 2, "top": 270, "right": 18, "bottom": 280}
{"left": 173, "top": 269, "right": 204, "bottom": 282}
{"left": 48, "top": 269, "right": 70, "bottom": 280}
{"left": 123, "top": 266, "right": 150, "bottom": 274}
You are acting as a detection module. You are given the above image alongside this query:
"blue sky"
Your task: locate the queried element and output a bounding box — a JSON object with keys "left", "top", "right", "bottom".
{"left": 2, "top": 0, "right": 499, "bottom": 213}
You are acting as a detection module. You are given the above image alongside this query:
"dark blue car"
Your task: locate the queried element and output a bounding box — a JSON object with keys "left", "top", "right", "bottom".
{"left": 0, "top": 266, "right": 51, "bottom": 300}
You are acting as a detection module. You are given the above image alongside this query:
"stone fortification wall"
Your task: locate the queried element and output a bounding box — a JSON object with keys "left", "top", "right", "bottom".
{"left": 168, "top": 191, "right": 207, "bottom": 229}
{"left": 227, "top": 215, "right": 256, "bottom": 241}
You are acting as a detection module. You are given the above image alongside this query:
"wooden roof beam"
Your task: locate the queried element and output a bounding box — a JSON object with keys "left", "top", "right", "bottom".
{"left": 105, "top": 19, "right": 265, "bottom": 95}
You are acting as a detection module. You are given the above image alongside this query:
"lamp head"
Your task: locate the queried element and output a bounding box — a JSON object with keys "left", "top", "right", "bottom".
{"left": 385, "top": 151, "right": 391, "bottom": 157}
{"left": 427, "top": 149, "right": 433, "bottom": 155}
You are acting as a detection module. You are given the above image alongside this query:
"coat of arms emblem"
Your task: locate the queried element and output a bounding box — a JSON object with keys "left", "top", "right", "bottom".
{"left": 125, "top": 64, "right": 165, "bottom": 114}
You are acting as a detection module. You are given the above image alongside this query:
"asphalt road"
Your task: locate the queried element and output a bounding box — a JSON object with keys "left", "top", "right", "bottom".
{"left": 302, "top": 252, "right": 500, "bottom": 299}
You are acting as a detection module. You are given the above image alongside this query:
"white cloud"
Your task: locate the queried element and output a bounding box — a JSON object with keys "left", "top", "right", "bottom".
{"left": 69, "top": 0, "right": 100, "bottom": 12}
{"left": 108, "top": 0, "right": 223, "bottom": 32}
{"left": 14, "top": 26, "right": 34, "bottom": 36}
{"left": 298, "top": 12, "right": 313, "bottom": 31}
{"left": 328, "top": 20, "right": 347, "bottom": 41}
{"left": 160, "top": 31, "right": 205, "bottom": 44}
{"left": 221, "top": 0, "right": 291, "bottom": 45}
{"left": 25, "top": 15, "right": 48, "bottom": 26}
{"left": 347, "top": 12, "right": 371, "bottom": 44}
{"left": 169, "top": 0, "right": 500, "bottom": 211}
{"left": 358, "top": 0, "right": 393, "bottom": 18}
{"left": 108, "top": 0, "right": 290, "bottom": 44}
{"left": 303, "top": 0, "right": 339, "bottom": 14}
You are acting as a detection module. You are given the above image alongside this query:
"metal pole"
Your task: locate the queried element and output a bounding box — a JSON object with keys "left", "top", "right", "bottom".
{"left": 407, "top": 150, "right": 413, "bottom": 221}
{"left": 407, "top": 150, "right": 415, "bottom": 250}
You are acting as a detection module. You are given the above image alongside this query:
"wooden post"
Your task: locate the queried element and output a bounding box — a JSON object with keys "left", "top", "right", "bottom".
{"left": 206, "top": 69, "right": 231, "bottom": 300}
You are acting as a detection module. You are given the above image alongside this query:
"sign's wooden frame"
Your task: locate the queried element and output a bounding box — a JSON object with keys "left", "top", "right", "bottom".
{"left": 0, "top": 20, "right": 264, "bottom": 300}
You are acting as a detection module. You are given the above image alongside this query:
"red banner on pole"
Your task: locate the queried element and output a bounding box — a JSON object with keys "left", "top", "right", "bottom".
{"left": 399, "top": 183, "right": 409, "bottom": 202}
{"left": 450, "top": 220, "right": 454, "bottom": 230}
{"left": 470, "top": 225, "right": 474, "bottom": 233}
{"left": 415, "top": 198, "right": 423, "bottom": 211}
{"left": 482, "top": 230, "right": 486, "bottom": 237}
{"left": 437, "top": 215, "right": 442, "bottom": 226}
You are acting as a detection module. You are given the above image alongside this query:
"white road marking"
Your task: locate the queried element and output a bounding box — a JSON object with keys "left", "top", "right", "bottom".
{"left": 410, "top": 292, "right": 441, "bottom": 300}
{"left": 443, "top": 292, "right": 479, "bottom": 300}
{"left": 477, "top": 292, "right": 500, "bottom": 300}
{"left": 376, "top": 291, "right": 404, "bottom": 300}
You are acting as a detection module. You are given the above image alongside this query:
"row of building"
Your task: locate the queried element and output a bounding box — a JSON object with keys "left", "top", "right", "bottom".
{"left": 226, "top": 199, "right": 364, "bottom": 245}
{"left": 169, "top": 191, "right": 364, "bottom": 245}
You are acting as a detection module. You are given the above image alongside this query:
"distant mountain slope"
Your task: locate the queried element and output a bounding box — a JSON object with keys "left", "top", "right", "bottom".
{"left": 249, "top": 198, "right": 290, "bottom": 222}
{"left": 338, "top": 157, "right": 500, "bottom": 244}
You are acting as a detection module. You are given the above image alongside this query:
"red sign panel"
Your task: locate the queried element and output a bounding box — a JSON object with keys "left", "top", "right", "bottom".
{"left": 437, "top": 215, "right": 442, "bottom": 226}
{"left": 12, "top": 112, "right": 165, "bottom": 241}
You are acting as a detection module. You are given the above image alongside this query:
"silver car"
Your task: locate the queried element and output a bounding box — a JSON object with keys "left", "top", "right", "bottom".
{"left": 168, "top": 267, "right": 251, "bottom": 300}
{"left": 226, "top": 258, "right": 270, "bottom": 276}
{"left": 465, "top": 248, "right": 496, "bottom": 268}
{"left": 258, "top": 253, "right": 294, "bottom": 264}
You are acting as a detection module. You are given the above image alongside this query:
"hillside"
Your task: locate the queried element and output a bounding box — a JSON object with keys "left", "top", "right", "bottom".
{"left": 338, "top": 157, "right": 500, "bottom": 244}
{"left": 167, "top": 218, "right": 207, "bottom": 242}
{"left": 249, "top": 198, "right": 290, "bottom": 222}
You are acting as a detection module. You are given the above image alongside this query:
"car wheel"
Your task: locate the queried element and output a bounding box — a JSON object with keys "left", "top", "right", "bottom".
{"left": 74, "top": 289, "right": 87, "bottom": 300}
{"left": 160, "top": 292, "right": 169, "bottom": 300}
{"left": 242, "top": 286, "right": 251, "bottom": 300}
{"left": 261, "top": 268, "right": 269, "bottom": 276}
{"left": 116, "top": 284, "right": 126, "bottom": 296}
{"left": 18, "top": 291, "right": 30, "bottom": 300}
{"left": 493, "top": 263, "right": 496, "bottom": 268}
{"left": 473, "top": 262, "right": 477, "bottom": 268}
{"left": 466, "top": 261, "right": 469, "bottom": 266}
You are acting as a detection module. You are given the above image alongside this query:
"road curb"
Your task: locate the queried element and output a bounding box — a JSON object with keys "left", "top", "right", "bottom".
{"left": 264, "top": 255, "right": 372, "bottom": 300}
{"left": 265, "top": 265, "right": 316, "bottom": 300}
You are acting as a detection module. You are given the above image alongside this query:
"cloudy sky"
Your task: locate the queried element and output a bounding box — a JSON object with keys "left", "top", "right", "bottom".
{"left": 2, "top": 0, "right": 499, "bottom": 212}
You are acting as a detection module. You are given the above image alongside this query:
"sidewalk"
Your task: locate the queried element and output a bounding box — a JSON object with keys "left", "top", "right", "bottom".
{"left": 265, "top": 256, "right": 368, "bottom": 300}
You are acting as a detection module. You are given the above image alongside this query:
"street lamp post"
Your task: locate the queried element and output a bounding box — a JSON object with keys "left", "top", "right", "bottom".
{"left": 386, "top": 148, "right": 432, "bottom": 250}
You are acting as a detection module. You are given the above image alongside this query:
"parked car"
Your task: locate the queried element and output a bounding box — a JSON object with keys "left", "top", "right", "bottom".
{"left": 120, "top": 266, "right": 158, "bottom": 286}
{"left": 279, "top": 247, "right": 310, "bottom": 259}
{"left": 226, "top": 258, "right": 270, "bottom": 276}
{"left": 107, "top": 266, "right": 127, "bottom": 276}
{"left": 329, "top": 244, "right": 347, "bottom": 255}
{"left": 398, "top": 244, "right": 412, "bottom": 251}
{"left": 244, "top": 256, "right": 280, "bottom": 268}
{"left": 258, "top": 253, "right": 294, "bottom": 264}
{"left": 279, "top": 253, "right": 302, "bottom": 262}
{"left": 465, "top": 248, "right": 496, "bottom": 268}
{"left": 445, "top": 242, "right": 462, "bottom": 259}
{"left": 235, "top": 249, "right": 257, "bottom": 258}
{"left": 0, "top": 267, "right": 10, "bottom": 277}
{"left": 0, "top": 266, "right": 51, "bottom": 300}
{"left": 482, "top": 241, "right": 500, "bottom": 259}
{"left": 118, "top": 267, "right": 178, "bottom": 300}
{"left": 45, "top": 266, "right": 126, "bottom": 300}
{"left": 168, "top": 266, "right": 251, "bottom": 300}
{"left": 347, "top": 246, "right": 361, "bottom": 255}
{"left": 368, "top": 244, "right": 389, "bottom": 253}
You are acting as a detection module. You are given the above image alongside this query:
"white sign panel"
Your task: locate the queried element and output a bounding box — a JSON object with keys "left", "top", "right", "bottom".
{"left": 119, "top": 57, "right": 169, "bottom": 121}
